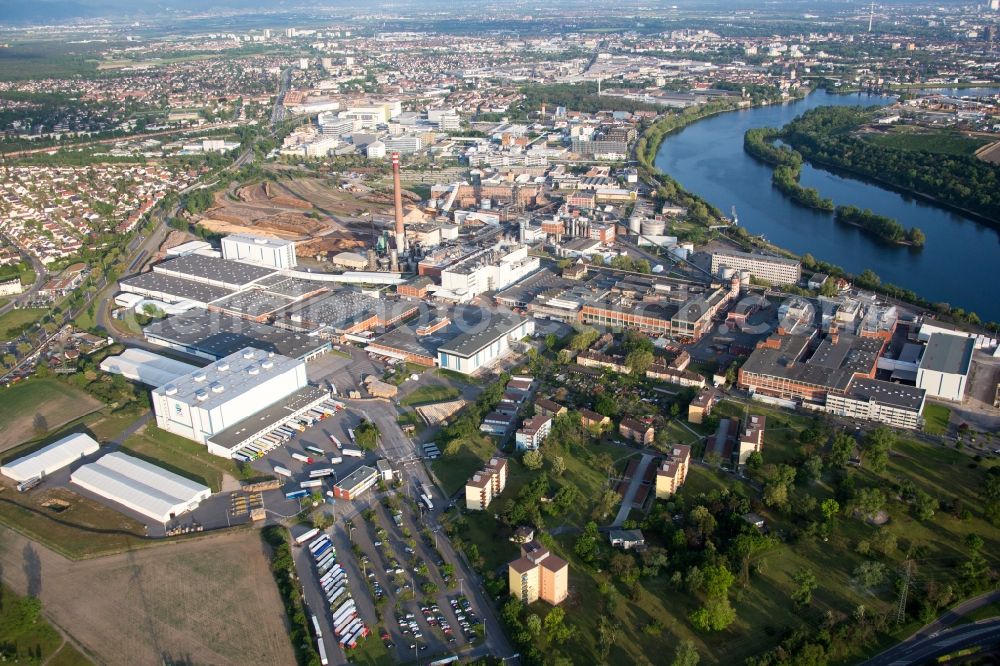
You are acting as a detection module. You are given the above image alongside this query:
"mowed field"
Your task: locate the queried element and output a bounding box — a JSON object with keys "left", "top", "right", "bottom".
{"left": 0, "top": 379, "right": 103, "bottom": 452}
{"left": 861, "top": 128, "right": 993, "bottom": 156}
{"left": 0, "top": 526, "right": 295, "bottom": 666}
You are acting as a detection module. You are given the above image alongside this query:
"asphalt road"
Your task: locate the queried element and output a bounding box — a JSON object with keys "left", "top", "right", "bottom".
{"left": 863, "top": 619, "right": 1000, "bottom": 666}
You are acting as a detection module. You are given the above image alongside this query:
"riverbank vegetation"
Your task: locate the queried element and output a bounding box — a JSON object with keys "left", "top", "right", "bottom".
{"left": 835, "top": 205, "right": 925, "bottom": 246}
{"left": 744, "top": 127, "right": 834, "bottom": 211}
{"left": 743, "top": 126, "right": 926, "bottom": 245}
{"left": 781, "top": 106, "right": 1000, "bottom": 224}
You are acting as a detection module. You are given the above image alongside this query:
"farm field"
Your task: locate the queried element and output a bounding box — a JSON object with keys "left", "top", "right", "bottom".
{"left": 0, "top": 526, "right": 295, "bottom": 666}
{"left": 861, "top": 128, "right": 992, "bottom": 156}
{"left": 0, "top": 378, "right": 103, "bottom": 452}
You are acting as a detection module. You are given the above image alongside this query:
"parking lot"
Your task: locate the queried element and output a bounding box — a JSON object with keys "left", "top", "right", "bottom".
{"left": 348, "top": 488, "right": 487, "bottom": 661}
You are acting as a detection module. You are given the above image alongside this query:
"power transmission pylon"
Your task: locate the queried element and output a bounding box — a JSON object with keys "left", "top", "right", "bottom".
{"left": 894, "top": 560, "right": 913, "bottom": 625}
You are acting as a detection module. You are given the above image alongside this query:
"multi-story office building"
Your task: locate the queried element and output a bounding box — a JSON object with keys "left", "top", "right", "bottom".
{"left": 710, "top": 250, "right": 801, "bottom": 286}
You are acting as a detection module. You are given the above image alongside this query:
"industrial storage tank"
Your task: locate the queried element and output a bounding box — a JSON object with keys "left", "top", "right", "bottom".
{"left": 641, "top": 219, "right": 666, "bottom": 236}
{"left": 720, "top": 267, "right": 737, "bottom": 280}
{"left": 628, "top": 216, "right": 642, "bottom": 234}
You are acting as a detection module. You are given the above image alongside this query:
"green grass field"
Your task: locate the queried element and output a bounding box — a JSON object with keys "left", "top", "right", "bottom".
{"left": 431, "top": 432, "right": 498, "bottom": 496}
{"left": 44, "top": 643, "right": 91, "bottom": 666}
{"left": 0, "top": 378, "right": 103, "bottom": 453}
{"left": 121, "top": 425, "right": 242, "bottom": 492}
{"left": 0, "top": 307, "right": 47, "bottom": 340}
{"left": 863, "top": 129, "right": 992, "bottom": 156}
{"left": 399, "top": 384, "right": 461, "bottom": 407}
{"left": 922, "top": 403, "right": 951, "bottom": 436}
{"left": 0, "top": 583, "right": 81, "bottom": 664}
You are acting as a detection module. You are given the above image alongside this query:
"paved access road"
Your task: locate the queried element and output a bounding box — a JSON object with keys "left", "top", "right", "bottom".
{"left": 864, "top": 590, "right": 1000, "bottom": 665}
{"left": 862, "top": 619, "right": 1000, "bottom": 665}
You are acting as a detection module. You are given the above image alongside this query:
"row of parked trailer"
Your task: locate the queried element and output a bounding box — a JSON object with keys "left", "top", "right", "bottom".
{"left": 304, "top": 532, "right": 370, "bottom": 659}
{"left": 231, "top": 399, "right": 344, "bottom": 464}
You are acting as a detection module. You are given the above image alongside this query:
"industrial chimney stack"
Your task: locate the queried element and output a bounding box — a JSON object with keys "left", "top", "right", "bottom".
{"left": 392, "top": 152, "right": 407, "bottom": 258}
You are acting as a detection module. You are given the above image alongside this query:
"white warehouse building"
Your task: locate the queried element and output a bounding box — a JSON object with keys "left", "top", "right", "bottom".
{"left": 221, "top": 234, "right": 298, "bottom": 269}
{"left": 0, "top": 433, "right": 100, "bottom": 483}
{"left": 71, "top": 452, "right": 211, "bottom": 523}
{"left": 152, "top": 347, "right": 307, "bottom": 447}
{"left": 437, "top": 311, "right": 534, "bottom": 375}
{"left": 916, "top": 333, "right": 975, "bottom": 402}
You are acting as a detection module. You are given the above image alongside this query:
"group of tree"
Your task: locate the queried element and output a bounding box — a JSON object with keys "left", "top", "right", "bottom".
{"left": 744, "top": 126, "right": 834, "bottom": 212}
{"left": 835, "top": 205, "right": 925, "bottom": 247}
{"left": 781, "top": 105, "right": 1000, "bottom": 225}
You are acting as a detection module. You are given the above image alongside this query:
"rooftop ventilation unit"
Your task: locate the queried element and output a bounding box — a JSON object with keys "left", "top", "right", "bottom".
{"left": 261, "top": 360, "right": 274, "bottom": 370}
{"left": 164, "top": 385, "right": 178, "bottom": 395}
{"left": 217, "top": 362, "right": 230, "bottom": 372}
{"left": 195, "top": 389, "right": 208, "bottom": 401}
{"left": 193, "top": 372, "right": 207, "bottom": 382}
{"left": 247, "top": 366, "right": 259, "bottom": 375}
{"left": 243, "top": 349, "right": 255, "bottom": 359}
{"left": 210, "top": 382, "right": 224, "bottom": 393}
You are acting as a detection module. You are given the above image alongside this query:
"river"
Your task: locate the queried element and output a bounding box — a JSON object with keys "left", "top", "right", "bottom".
{"left": 653, "top": 87, "right": 1000, "bottom": 323}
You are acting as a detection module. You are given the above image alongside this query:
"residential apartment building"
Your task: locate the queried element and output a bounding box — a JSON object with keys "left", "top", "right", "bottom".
{"left": 508, "top": 540, "right": 569, "bottom": 606}
{"left": 710, "top": 250, "right": 801, "bottom": 286}
{"left": 688, "top": 388, "right": 719, "bottom": 424}
{"left": 620, "top": 418, "right": 654, "bottom": 446}
{"left": 464, "top": 457, "right": 509, "bottom": 510}
{"left": 655, "top": 444, "right": 692, "bottom": 498}
{"left": 516, "top": 414, "right": 552, "bottom": 451}
{"left": 735, "top": 415, "right": 766, "bottom": 467}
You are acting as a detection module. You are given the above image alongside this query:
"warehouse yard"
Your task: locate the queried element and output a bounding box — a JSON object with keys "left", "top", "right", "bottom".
{"left": 0, "top": 526, "right": 294, "bottom": 666}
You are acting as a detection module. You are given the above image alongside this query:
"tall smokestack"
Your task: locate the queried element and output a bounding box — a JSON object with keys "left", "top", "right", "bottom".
{"left": 392, "top": 152, "right": 406, "bottom": 256}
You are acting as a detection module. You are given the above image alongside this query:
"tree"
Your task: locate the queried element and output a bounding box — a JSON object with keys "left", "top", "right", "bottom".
{"left": 689, "top": 564, "right": 736, "bottom": 631}
{"left": 671, "top": 639, "right": 701, "bottom": 666}
{"left": 551, "top": 455, "right": 566, "bottom": 477}
{"left": 912, "top": 490, "right": 939, "bottom": 521}
{"left": 820, "top": 498, "right": 840, "bottom": 522}
{"left": 626, "top": 349, "right": 654, "bottom": 376}
{"left": 855, "top": 488, "right": 886, "bottom": 519}
{"left": 597, "top": 615, "right": 620, "bottom": 660}
{"left": 863, "top": 426, "right": 895, "bottom": 473}
{"left": 689, "top": 505, "right": 717, "bottom": 542}
{"left": 574, "top": 521, "right": 600, "bottom": 562}
{"left": 830, "top": 432, "right": 856, "bottom": 468}
{"left": 525, "top": 613, "right": 542, "bottom": 636}
{"left": 853, "top": 561, "right": 887, "bottom": 589}
{"left": 871, "top": 528, "right": 897, "bottom": 556}
{"left": 791, "top": 568, "right": 818, "bottom": 605}
{"left": 593, "top": 488, "right": 621, "bottom": 521}
{"left": 31, "top": 412, "right": 48, "bottom": 437}
{"left": 522, "top": 450, "right": 544, "bottom": 470}
{"left": 354, "top": 419, "right": 379, "bottom": 451}
{"left": 801, "top": 455, "right": 824, "bottom": 483}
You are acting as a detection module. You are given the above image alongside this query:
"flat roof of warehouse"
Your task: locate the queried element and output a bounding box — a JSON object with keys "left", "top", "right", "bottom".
{"left": 438, "top": 309, "right": 528, "bottom": 358}
{"left": 120, "top": 272, "right": 235, "bottom": 303}
{"left": 153, "top": 254, "right": 277, "bottom": 286}
{"left": 144, "top": 309, "right": 330, "bottom": 360}
{"left": 920, "top": 333, "right": 975, "bottom": 375}
{"left": 208, "top": 385, "right": 329, "bottom": 451}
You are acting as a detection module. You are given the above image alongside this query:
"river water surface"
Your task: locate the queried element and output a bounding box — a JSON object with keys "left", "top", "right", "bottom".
{"left": 653, "top": 87, "right": 1000, "bottom": 322}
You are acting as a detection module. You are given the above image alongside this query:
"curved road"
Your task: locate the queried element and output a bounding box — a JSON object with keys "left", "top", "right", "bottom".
{"left": 864, "top": 590, "right": 1000, "bottom": 665}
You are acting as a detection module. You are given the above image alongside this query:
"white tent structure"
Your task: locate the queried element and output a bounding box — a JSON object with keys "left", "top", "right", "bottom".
{"left": 70, "top": 452, "right": 211, "bottom": 523}
{"left": 0, "top": 433, "right": 100, "bottom": 483}
{"left": 99, "top": 348, "right": 200, "bottom": 387}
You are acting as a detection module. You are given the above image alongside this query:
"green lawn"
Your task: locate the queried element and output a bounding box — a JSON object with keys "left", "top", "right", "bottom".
{"left": 0, "top": 378, "right": 103, "bottom": 454}
{"left": 863, "top": 129, "right": 992, "bottom": 156}
{"left": 399, "top": 384, "right": 461, "bottom": 407}
{"left": 348, "top": 632, "right": 393, "bottom": 666}
{"left": 45, "top": 642, "right": 92, "bottom": 666}
{"left": 922, "top": 403, "right": 951, "bottom": 436}
{"left": 430, "top": 432, "right": 498, "bottom": 496}
{"left": 0, "top": 583, "right": 77, "bottom": 664}
{"left": 0, "top": 307, "right": 47, "bottom": 340}
{"left": 121, "top": 425, "right": 242, "bottom": 492}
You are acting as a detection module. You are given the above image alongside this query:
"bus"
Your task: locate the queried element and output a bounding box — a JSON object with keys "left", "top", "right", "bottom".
{"left": 304, "top": 445, "right": 326, "bottom": 457}
{"left": 309, "top": 468, "right": 335, "bottom": 479}
{"left": 273, "top": 466, "right": 293, "bottom": 478}
{"left": 295, "top": 528, "right": 320, "bottom": 546}
{"left": 342, "top": 448, "right": 364, "bottom": 458}
{"left": 421, "top": 494, "right": 433, "bottom": 511}
{"left": 291, "top": 452, "right": 313, "bottom": 464}
{"left": 285, "top": 489, "right": 309, "bottom": 500}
